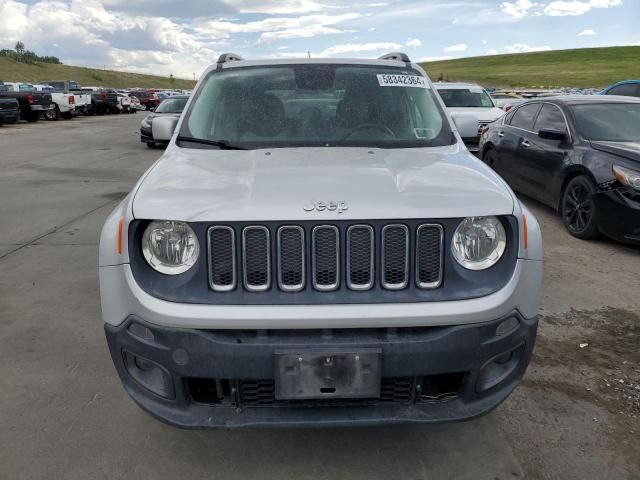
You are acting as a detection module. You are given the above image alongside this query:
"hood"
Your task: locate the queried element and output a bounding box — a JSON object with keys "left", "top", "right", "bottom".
{"left": 132, "top": 146, "right": 514, "bottom": 222}
{"left": 446, "top": 107, "right": 505, "bottom": 122}
{"left": 590, "top": 141, "right": 640, "bottom": 164}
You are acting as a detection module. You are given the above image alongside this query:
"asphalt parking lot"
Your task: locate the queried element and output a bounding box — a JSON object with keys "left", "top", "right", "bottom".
{"left": 0, "top": 114, "right": 638, "bottom": 480}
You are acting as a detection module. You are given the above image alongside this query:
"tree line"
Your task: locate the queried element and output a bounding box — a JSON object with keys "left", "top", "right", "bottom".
{"left": 0, "top": 41, "right": 62, "bottom": 65}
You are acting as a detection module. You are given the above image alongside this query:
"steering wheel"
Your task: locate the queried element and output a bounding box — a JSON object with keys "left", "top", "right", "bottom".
{"left": 341, "top": 123, "right": 396, "bottom": 141}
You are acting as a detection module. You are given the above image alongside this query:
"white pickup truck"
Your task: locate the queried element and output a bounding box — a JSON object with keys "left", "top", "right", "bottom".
{"left": 33, "top": 84, "right": 91, "bottom": 120}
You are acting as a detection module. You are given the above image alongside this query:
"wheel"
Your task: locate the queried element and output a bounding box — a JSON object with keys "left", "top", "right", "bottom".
{"left": 560, "top": 176, "right": 600, "bottom": 239}
{"left": 44, "top": 106, "right": 60, "bottom": 121}
{"left": 483, "top": 148, "right": 498, "bottom": 168}
{"left": 146, "top": 142, "right": 155, "bottom": 149}
{"left": 140, "top": 104, "right": 148, "bottom": 111}
{"left": 85, "top": 104, "right": 95, "bottom": 116}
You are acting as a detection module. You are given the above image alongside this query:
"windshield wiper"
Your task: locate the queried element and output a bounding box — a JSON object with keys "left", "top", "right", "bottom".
{"left": 176, "top": 135, "right": 247, "bottom": 150}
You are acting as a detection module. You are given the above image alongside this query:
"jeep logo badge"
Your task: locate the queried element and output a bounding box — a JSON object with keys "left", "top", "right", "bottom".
{"left": 303, "top": 201, "right": 349, "bottom": 214}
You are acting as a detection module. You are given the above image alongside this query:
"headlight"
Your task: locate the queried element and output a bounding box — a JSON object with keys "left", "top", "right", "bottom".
{"left": 142, "top": 221, "right": 199, "bottom": 275}
{"left": 452, "top": 216, "right": 506, "bottom": 270}
{"left": 141, "top": 116, "right": 151, "bottom": 128}
{"left": 613, "top": 165, "right": 640, "bottom": 191}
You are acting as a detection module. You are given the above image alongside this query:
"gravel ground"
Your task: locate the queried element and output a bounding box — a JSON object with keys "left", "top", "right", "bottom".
{"left": 499, "top": 197, "right": 640, "bottom": 479}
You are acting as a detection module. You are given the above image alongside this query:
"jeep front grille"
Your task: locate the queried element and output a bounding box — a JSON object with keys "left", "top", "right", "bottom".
{"left": 207, "top": 222, "right": 444, "bottom": 294}
{"left": 208, "top": 226, "right": 236, "bottom": 291}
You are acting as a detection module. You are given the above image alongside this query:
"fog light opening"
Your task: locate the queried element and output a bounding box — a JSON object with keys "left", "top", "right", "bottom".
{"left": 122, "top": 350, "right": 175, "bottom": 399}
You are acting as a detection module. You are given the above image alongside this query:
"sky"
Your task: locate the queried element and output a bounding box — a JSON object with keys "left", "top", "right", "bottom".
{"left": 0, "top": 0, "right": 637, "bottom": 79}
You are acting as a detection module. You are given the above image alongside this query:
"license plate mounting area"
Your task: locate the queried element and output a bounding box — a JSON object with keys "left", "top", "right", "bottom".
{"left": 274, "top": 349, "right": 381, "bottom": 400}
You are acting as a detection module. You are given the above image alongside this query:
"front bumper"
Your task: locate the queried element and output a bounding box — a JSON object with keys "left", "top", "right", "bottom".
{"left": 594, "top": 189, "right": 640, "bottom": 245}
{"left": 140, "top": 126, "right": 153, "bottom": 142}
{"left": 105, "top": 312, "right": 537, "bottom": 428}
{"left": 0, "top": 110, "right": 19, "bottom": 123}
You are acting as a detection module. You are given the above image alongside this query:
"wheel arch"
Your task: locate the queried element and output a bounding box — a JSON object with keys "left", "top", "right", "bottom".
{"left": 556, "top": 166, "right": 598, "bottom": 212}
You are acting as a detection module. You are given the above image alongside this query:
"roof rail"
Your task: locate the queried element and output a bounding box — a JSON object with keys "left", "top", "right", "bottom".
{"left": 216, "top": 53, "right": 245, "bottom": 64}
{"left": 378, "top": 52, "right": 411, "bottom": 63}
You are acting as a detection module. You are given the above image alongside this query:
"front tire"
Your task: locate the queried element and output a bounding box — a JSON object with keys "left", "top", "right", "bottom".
{"left": 146, "top": 142, "right": 155, "bottom": 149}
{"left": 483, "top": 148, "right": 498, "bottom": 169}
{"left": 560, "top": 176, "right": 599, "bottom": 239}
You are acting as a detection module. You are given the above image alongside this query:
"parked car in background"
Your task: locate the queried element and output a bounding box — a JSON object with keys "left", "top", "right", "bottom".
{"left": 100, "top": 52, "right": 542, "bottom": 428}
{"left": 40, "top": 80, "right": 90, "bottom": 116}
{"left": 479, "top": 96, "right": 640, "bottom": 245}
{"left": 600, "top": 80, "right": 640, "bottom": 98}
{"left": 78, "top": 86, "right": 119, "bottom": 115}
{"left": 140, "top": 95, "right": 189, "bottom": 147}
{"left": 0, "top": 80, "right": 54, "bottom": 122}
{"left": 33, "top": 84, "right": 81, "bottom": 120}
{"left": 491, "top": 92, "right": 525, "bottom": 111}
{"left": 128, "top": 90, "right": 159, "bottom": 111}
{"left": 434, "top": 82, "right": 505, "bottom": 153}
{"left": 0, "top": 97, "right": 20, "bottom": 125}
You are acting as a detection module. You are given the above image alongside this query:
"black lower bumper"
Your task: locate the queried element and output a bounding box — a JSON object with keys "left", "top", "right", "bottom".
{"left": 594, "top": 189, "right": 640, "bottom": 245}
{"left": 0, "top": 110, "right": 20, "bottom": 124}
{"left": 105, "top": 312, "right": 537, "bottom": 428}
{"left": 140, "top": 127, "right": 154, "bottom": 143}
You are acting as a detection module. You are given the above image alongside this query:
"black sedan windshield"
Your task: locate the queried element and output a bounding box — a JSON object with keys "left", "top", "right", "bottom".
{"left": 180, "top": 64, "right": 452, "bottom": 149}
{"left": 572, "top": 103, "right": 640, "bottom": 142}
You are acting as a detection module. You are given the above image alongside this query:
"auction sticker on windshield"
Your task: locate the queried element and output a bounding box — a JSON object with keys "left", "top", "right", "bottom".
{"left": 377, "top": 74, "right": 429, "bottom": 88}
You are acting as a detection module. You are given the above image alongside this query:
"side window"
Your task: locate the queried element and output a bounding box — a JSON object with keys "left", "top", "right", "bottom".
{"left": 534, "top": 104, "right": 567, "bottom": 133}
{"left": 509, "top": 104, "right": 540, "bottom": 131}
{"left": 607, "top": 83, "right": 639, "bottom": 97}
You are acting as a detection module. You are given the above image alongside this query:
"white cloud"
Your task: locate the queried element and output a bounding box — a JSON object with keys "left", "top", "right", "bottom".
{"left": 578, "top": 29, "right": 596, "bottom": 36}
{"left": 503, "top": 43, "right": 552, "bottom": 53}
{"left": 319, "top": 42, "right": 401, "bottom": 56}
{"left": 195, "top": 12, "right": 360, "bottom": 43}
{"left": 501, "top": 0, "right": 622, "bottom": 18}
{"left": 406, "top": 38, "right": 422, "bottom": 48}
{"left": 501, "top": 0, "right": 539, "bottom": 18}
{"left": 544, "top": 0, "right": 622, "bottom": 16}
{"left": 444, "top": 43, "right": 467, "bottom": 52}
{"left": 485, "top": 49, "right": 499, "bottom": 55}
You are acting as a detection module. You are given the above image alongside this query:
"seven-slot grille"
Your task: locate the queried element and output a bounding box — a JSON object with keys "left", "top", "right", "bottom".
{"left": 208, "top": 223, "right": 443, "bottom": 293}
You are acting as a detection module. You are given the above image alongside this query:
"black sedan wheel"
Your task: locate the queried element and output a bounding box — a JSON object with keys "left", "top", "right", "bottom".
{"left": 483, "top": 148, "right": 498, "bottom": 168}
{"left": 561, "top": 176, "right": 599, "bottom": 239}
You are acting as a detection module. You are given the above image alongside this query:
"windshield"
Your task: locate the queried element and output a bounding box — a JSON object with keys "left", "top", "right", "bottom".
{"left": 180, "top": 64, "right": 452, "bottom": 149}
{"left": 155, "top": 97, "right": 188, "bottom": 113}
{"left": 437, "top": 88, "right": 495, "bottom": 108}
{"left": 572, "top": 103, "right": 640, "bottom": 142}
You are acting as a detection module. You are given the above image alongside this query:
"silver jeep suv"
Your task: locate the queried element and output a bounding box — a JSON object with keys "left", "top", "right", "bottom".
{"left": 99, "top": 53, "right": 542, "bottom": 428}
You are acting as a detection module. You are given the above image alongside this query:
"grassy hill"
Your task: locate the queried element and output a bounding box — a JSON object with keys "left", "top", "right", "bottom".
{"left": 421, "top": 46, "right": 639, "bottom": 88}
{"left": 0, "top": 57, "right": 196, "bottom": 89}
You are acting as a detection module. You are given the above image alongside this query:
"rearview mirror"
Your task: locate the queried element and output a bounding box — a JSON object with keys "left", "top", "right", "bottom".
{"left": 451, "top": 113, "right": 479, "bottom": 140}
{"left": 152, "top": 116, "right": 179, "bottom": 142}
{"left": 538, "top": 128, "right": 566, "bottom": 141}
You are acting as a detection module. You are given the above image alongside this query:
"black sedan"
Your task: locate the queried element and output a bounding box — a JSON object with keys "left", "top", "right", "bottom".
{"left": 479, "top": 96, "right": 640, "bottom": 246}
{"left": 140, "top": 95, "right": 189, "bottom": 148}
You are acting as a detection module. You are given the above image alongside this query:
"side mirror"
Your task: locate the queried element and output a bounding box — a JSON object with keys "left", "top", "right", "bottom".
{"left": 538, "top": 128, "right": 566, "bottom": 141}
{"left": 152, "top": 116, "right": 179, "bottom": 142}
{"left": 451, "top": 113, "right": 479, "bottom": 139}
